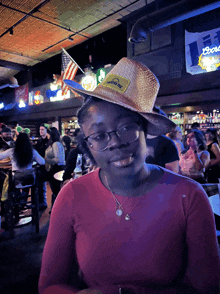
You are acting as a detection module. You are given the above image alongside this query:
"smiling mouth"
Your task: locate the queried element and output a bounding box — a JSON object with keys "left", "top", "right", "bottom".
{"left": 111, "top": 156, "right": 134, "bottom": 167}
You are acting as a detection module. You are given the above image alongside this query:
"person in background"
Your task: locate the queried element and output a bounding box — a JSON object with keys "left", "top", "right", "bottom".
{"left": 0, "top": 132, "right": 45, "bottom": 171}
{"left": 45, "top": 127, "right": 65, "bottom": 208}
{"left": 0, "top": 132, "right": 45, "bottom": 206}
{"left": 191, "top": 122, "right": 200, "bottom": 130}
{"left": 34, "top": 124, "right": 50, "bottom": 210}
{"left": 0, "top": 126, "right": 15, "bottom": 151}
{"left": 145, "top": 106, "right": 179, "bottom": 173}
{"left": 205, "top": 128, "right": 220, "bottom": 183}
{"left": 11, "top": 129, "right": 17, "bottom": 141}
{"left": 0, "top": 126, "right": 14, "bottom": 210}
{"left": 179, "top": 129, "right": 210, "bottom": 183}
{"left": 39, "top": 57, "right": 219, "bottom": 294}
{"left": 62, "top": 129, "right": 89, "bottom": 185}
{"left": 0, "top": 123, "right": 6, "bottom": 133}
{"left": 62, "top": 128, "right": 72, "bottom": 160}
{"left": 167, "top": 126, "right": 184, "bottom": 155}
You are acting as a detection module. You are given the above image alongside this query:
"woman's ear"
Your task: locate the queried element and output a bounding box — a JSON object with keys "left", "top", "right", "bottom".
{"left": 76, "top": 131, "right": 97, "bottom": 166}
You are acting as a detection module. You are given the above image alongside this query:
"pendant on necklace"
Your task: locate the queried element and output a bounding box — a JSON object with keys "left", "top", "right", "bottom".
{"left": 116, "top": 208, "right": 123, "bottom": 217}
{"left": 125, "top": 214, "right": 131, "bottom": 221}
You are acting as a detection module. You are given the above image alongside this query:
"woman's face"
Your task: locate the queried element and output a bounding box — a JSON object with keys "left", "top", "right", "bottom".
{"left": 81, "top": 101, "right": 148, "bottom": 177}
{"left": 186, "top": 132, "right": 198, "bottom": 148}
{"left": 205, "top": 132, "right": 214, "bottom": 141}
{"left": 176, "top": 128, "right": 182, "bottom": 141}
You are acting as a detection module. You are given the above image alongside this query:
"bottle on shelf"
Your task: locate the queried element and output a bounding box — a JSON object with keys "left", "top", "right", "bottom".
{"left": 74, "top": 154, "right": 82, "bottom": 179}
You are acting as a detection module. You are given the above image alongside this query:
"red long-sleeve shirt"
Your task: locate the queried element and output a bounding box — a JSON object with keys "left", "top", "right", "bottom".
{"left": 39, "top": 168, "right": 220, "bottom": 294}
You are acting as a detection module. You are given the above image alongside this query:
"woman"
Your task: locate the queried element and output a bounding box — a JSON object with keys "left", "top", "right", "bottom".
{"left": 179, "top": 129, "right": 210, "bottom": 183}
{"left": 167, "top": 126, "right": 184, "bottom": 155}
{"left": 39, "top": 58, "right": 220, "bottom": 294}
{"left": 0, "top": 132, "right": 45, "bottom": 203}
{"left": 62, "top": 129, "right": 72, "bottom": 160}
{"left": 0, "top": 132, "right": 45, "bottom": 171}
{"left": 205, "top": 128, "right": 220, "bottom": 183}
{"left": 45, "top": 127, "right": 65, "bottom": 206}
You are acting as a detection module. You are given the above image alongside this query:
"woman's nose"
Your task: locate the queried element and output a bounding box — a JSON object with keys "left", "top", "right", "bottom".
{"left": 107, "top": 132, "right": 123, "bottom": 149}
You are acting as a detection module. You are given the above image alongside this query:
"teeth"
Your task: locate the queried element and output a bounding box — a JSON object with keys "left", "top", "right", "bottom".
{"left": 112, "top": 156, "right": 133, "bottom": 167}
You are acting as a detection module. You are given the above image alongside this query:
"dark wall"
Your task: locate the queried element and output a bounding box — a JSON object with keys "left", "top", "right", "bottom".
{"left": 127, "top": 7, "right": 220, "bottom": 86}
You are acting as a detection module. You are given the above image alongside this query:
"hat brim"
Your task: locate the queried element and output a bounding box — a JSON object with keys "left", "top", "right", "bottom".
{"left": 64, "top": 79, "right": 176, "bottom": 136}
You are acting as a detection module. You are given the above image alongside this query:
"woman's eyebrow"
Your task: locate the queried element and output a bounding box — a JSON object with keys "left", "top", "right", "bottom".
{"left": 115, "top": 113, "right": 140, "bottom": 122}
{"left": 88, "top": 122, "right": 105, "bottom": 133}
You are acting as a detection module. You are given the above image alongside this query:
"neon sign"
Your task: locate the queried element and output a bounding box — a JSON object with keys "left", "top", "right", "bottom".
{"left": 18, "top": 99, "right": 26, "bottom": 108}
{"left": 198, "top": 45, "right": 220, "bottom": 72}
{"left": 185, "top": 28, "right": 220, "bottom": 75}
{"left": 47, "top": 82, "right": 70, "bottom": 102}
{"left": 34, "top": 90, "right": 44, "bottom": 105}
{"left": 96, "top": 68, "right": 107, "bottom": 85}
{"left": 81, "top": 72, "right": 97, "bottom": 91}
{"left": 202, "top": 45, "right": 220, "bottom": 55}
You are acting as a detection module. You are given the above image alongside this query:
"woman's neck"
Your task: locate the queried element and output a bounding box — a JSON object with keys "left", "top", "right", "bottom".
{"left": 206, "top": 140, "right": 213, "bottom": 145}
{"left": 100, "top": 164, "right": 163, "bottom": 197}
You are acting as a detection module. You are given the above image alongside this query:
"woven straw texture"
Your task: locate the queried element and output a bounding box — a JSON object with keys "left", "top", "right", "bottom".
{"left": 65, "top": 58, "right": 176, "bottom": 135}
{"left": 94, "top": 58, "right": 159, "bottom": 113}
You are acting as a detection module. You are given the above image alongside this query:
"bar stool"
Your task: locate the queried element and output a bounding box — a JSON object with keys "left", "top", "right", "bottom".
{"left": 4, "top": 167, "right": 39, "bottom": 238}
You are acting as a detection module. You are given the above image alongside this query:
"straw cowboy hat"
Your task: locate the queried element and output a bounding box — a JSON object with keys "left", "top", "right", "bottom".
{"left": 64, "top": 57, "right": 176, "bottom": 135}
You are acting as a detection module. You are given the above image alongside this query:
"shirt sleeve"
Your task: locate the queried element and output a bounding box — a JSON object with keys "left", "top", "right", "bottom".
{"left": 38, "top": 182, "right": 80, "bottom": 294}
{"left": 33, "top": 149, "right": 45, "bottom": 165}
{"left": 183, "top": 182, "right": 220, "bottom": 292}
{"left": 0, "top": 148, "right": 12, "bottom": 160}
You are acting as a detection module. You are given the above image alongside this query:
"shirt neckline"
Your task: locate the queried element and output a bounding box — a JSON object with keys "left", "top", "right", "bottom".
{"left": 96, "top": 167, "right": 167, "bottom": 198}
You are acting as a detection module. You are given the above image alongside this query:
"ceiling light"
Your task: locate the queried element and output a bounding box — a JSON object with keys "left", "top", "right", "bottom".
{"left": 9, "top": 27, "right": 13, "bottom": 36}
{"left": 68, "top": 36, "right": 74, "bottom": 42}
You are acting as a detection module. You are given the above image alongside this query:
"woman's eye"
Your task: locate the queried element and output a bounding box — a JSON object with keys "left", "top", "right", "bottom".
{"left": 92, "top": 133, "right": 106, "bottom": 141}
{"left": 120, "top": 124, "right": 132, "bottom": 132}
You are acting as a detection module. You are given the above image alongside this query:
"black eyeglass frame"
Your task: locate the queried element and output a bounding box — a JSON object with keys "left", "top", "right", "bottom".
{"left": 83, "top": 122, "right": 142, "bottom": 152}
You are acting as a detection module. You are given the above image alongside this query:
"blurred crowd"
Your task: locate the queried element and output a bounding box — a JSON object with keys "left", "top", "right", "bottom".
{"left": 166, "top": 122, "right": 220, "bottom": 184}
{"left": 0, "top": 117, "right": 220, "bottom": 214}
{"left": 0, "top": 123, "right": 91, "bottom": 213}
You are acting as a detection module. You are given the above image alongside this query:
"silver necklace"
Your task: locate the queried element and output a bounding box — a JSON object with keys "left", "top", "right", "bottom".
{"left": 104, "top": 175, "right": 146, "bottom": 221}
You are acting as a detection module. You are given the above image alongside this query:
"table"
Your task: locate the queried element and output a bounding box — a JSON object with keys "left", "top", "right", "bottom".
{"left": 201, "top": 184, "right": 220, "bottom": 216}
{"left": 209, "top": 194, "right": 220, "bottom": 217}
{"left": 54, "top": 170, "right": 64, "bottom": 181}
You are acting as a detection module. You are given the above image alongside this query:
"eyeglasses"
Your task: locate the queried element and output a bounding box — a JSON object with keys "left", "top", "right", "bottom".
{"left": 84, "top": 122, "right": 141, "bottom": 151}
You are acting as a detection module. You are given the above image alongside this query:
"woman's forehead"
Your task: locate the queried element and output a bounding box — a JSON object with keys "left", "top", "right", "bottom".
{"left": 85, "top": 100, "right": 140, "bottom": 122}
{"left": 187, "top": 133, "right": 195, "bottom": 138}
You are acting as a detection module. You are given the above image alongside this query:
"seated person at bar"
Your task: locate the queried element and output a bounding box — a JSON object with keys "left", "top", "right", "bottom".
{"left": 0, "top": 132, "right": 45, "bottom": 204}
{"left": 0, "top": 132, "right": 45, "bottom": 173}
{"left": 39, "top": 58, "right": 220, "bottom": 294}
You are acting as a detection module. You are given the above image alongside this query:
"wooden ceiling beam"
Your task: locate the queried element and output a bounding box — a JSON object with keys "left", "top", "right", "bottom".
{"left": 0, "top": 59, "right": 27, "bottom": 71}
